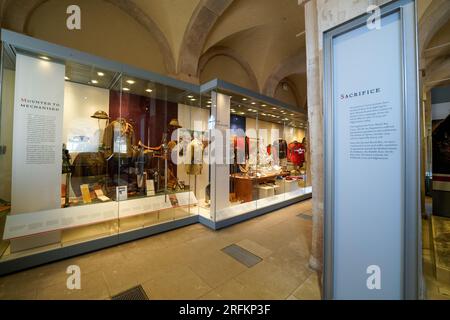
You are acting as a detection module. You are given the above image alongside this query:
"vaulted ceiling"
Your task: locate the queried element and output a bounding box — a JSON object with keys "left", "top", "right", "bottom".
{"left": 0, "top": 0, "right": 307, "bottom": 109}
{"left": 0, "top": 0, "right": 448, "bottom": 105}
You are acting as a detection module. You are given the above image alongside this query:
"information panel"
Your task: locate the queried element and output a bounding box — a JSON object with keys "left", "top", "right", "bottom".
{"left": 323, "top": 0, "right": 419, "bottom": 300}
{"left": 333, "top": 12, "right": 403, "bottom": 299}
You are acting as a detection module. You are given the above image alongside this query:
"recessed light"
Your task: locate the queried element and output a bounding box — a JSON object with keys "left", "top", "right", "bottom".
{"left": 91, "top": 80, "right": 98, "bottom": 84}
{"left": 207, "top": 101, "right": 212, "bottom": 104}
{"left": 187, "top": 95, "right": 194, "bottom": 99}
{"left": 242, "top": 98, "right": 247, "bottom": 101}
{"left": 290, "top": 113, "right": 294, "bottom": 116}
{"left": 248, "top": 109, "right": 253, "bottom": 112}
{"left": 64, "top": 76, "right": 70, "bottom": 81}
{"left": 126, "top": 80, "right": 135, "bottom": 85}
{"left": 239, "top": 112, "right": 245, "bottom": 115}
{"left": 251, "top": 102, "right": 256, "bottom": 105}
{"left": 272, "top": 107, "right": 277, "bottom": 110}
{"left": 262, "top": 104, "right": 267, "bottom": 107}
{"left": 123, "top": 87, "right": 130, "bottom": 91}
{"left": 40, "top": 56, "right": 50, "bottom": 60}
{"left": 261, "top": 113, "right": 266, "bottom": 116}
{"left": 190, "top": 98, "right": 197, "bottom": 101}
{"left": 97, "top": 72, "right": 105, "bottom": 77}
{"left": 145, "top": 89, "right": 153, "bottom": 93}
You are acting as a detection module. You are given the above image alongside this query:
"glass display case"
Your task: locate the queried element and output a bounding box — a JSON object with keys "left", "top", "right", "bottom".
{"left": 0, "top": 30, "right": 310, "bottom": 274}
{"left": 0, "top": 32, "right": 209, "bottom": 267}
{"left": 200, "top": 83, "right": 311, "bottom": 227}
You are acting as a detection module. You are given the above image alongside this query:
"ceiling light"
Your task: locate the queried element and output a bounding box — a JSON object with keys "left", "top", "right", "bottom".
{"left": 272, "top": 107, "right": 277, "bottom": 110}
{"left": 261, "top": 113, "right": 266, "bottom": 116}
{"left": 248, "top": 109, "right": 253, "bottom": 112}
{"left": 126, "top": 80, "right": 135, "bottom": 85}
{"left": 91, "top": 80, "right": 98, "bottom": 84}
{"left": 123, "top": 87, "right": 130, "bottom": 91}
{"left": 239, "top": 112, "right": 245, "bottom": 115}
{"left": 190, "top": 98, "right": 197, "bottom": 101}
{"left": 251, "top": 102, "right": 256, "bottom": 105}
{"left": 97, "top": 72, "right": 105, "bottom": 77}
{"left": 40, "top": 56, "right": 50, "bottom": 60}
{"left": 64, "top": 76, "right": 70, "bottom": 81}
{"left": 262, "top": 104, "right": 267, "bottom": 107}
{"left": 291, "top": 113, "right": 294, "bottom": 116}
{"left": 145, "top": 89, "right": 153, "bottom": 93}
{"left": 187, "top": 95, "right": 194, "bottom": 98}
{"left": 207, "top": 101, "right": 212, "bottom": 104}
{"left": 242, "top": 98, "right": 247, "bottom": 101}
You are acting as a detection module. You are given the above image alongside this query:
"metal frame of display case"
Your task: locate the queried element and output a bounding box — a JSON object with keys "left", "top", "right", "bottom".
{"left": 0, "top": 29, "right": 311, "bottom": 276}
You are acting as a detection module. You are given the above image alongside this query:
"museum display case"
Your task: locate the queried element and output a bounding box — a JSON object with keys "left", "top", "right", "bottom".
{"left": 199, "top": 82, "right": 311, "bottom": 226}
{"left": 0, "top": 33, "right": 209, "bottom": 266}
{"left": 0, "top": 30, "right": 310, "bottom": 274}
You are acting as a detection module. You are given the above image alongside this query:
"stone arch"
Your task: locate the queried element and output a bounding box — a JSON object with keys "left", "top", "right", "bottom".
{"left": 274, "top": 77, "right": 303, "bottom": 109}
{"left": 263, "top": 51, "right": 306, "bottom": 98}
{"left": 2, "top": 0, "right": 176, "bottom": 74}
{"left": 419, "top": 0, "right": 450, "bottom": 55}
{"left": 198, "top": 46, "right": 259, "bottom": 92}
{"left": 178, "top": 0, "right": 234, "bottom": 79}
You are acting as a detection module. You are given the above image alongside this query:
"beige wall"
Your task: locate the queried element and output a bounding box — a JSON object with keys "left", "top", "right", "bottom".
{"left": 27, "top": 0, "right": 167, "bottom": 74}
{"left": 200, "top": 55, "right": 255, "bottom": 90}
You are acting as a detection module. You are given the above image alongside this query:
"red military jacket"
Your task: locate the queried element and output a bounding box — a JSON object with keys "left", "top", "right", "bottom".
{"left": 288, "top": 141, "right": 305, "bottom": 165}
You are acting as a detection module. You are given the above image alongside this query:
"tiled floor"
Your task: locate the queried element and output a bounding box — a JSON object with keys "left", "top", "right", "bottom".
{"left": 422, "top": 197, "right": 450, "bottom": 300}
{"left": 0, "top": 200, "right": 321, "bottom": 300}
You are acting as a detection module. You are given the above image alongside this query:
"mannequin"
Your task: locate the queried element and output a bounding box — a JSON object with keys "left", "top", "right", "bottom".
{"left": 102, "top": 118, "right": 135, "bottom": 159}
{"left": 288, "top": 139, "right": 306, "bottom": 170}
{"left": 185, "top": 132, "right": 204, "bottom": 175}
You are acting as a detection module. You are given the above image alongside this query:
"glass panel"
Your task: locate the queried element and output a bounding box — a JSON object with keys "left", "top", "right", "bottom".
{"left": 0, "top": 47, "right": 122, "bottom": 259}
{"left": 112, "top": 73, "right": 205, "bottom": 233}
{"left": 60, "top": 60, "right": 120, "bottom": 246}
{"left": 0, "top": 42, "right": 14, "bottom": 258}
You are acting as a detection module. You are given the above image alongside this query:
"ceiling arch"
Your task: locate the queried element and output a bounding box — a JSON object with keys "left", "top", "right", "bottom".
{"left": 198, "top": 45, "right": 259, "bottom": 92}
{"left": 274, "top": 77, "right": 303, "bottom": 108}
{"left": 2, "top": 0, "right": 176, "bottom": 74}
{"left": 263, "top": 51, "right": 306, "bottom": 98}
{"left": 178, "top": 0, "right": 234, "bottom": 80}
{"left": 419, "top": 0, "right": 450, "bottom": 56}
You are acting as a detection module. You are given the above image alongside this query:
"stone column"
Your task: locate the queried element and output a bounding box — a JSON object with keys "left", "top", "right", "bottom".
{"left": 304, "top": 0, "right": 324, "bottom": 271}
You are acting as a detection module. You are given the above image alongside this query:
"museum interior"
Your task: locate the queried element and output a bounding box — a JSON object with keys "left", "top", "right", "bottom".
{"left": 0, "top": 0, "right": 448, "bottom": 300}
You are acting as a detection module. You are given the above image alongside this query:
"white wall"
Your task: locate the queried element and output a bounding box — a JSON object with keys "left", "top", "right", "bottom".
{"left": 245, "top": 117, "right": 305, "bottom": 145}
{"left": 63, "top": 82, "right": 110, "bottom": 153}
{"left": 432, "top": 102, "right": 450, "bottom": 121}
{"left": 177, "top": 104, "right": 210, "bottom": 202}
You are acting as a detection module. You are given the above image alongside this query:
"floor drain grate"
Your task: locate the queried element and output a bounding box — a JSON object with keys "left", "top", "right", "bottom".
{"left": 111, "top": 285, "right": 149, "bottom": 300}
{"left": 297, "top": 213, "right": 312, "bottom": 220}
{"left": 222, "top": 244, "right": 262, "bottom": 268}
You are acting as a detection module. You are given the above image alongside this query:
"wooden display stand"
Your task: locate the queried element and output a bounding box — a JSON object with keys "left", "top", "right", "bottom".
{"left": 231, "top": 172, "right": 289, "bottom": 203}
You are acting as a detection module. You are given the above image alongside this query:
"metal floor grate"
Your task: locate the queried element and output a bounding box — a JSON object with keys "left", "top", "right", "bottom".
{"left": 111, "top": 285, "right": 149, "bottom": 300}
{"left": 297, "top": 213, "right": 312, "bottom": 220}
{"left": 222, "top": 244, "right": 262, "bottom": 268}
